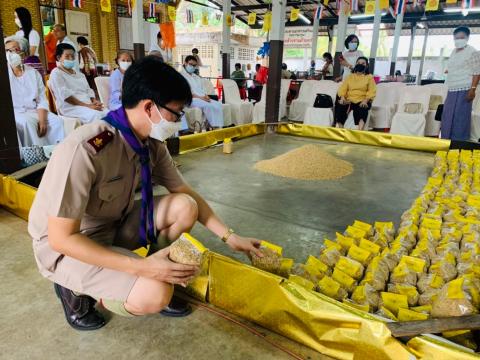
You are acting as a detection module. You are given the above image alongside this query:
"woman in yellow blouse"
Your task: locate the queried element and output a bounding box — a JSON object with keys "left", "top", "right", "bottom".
{"left": 335, "top": 57, "right": 376, "bottom": 130}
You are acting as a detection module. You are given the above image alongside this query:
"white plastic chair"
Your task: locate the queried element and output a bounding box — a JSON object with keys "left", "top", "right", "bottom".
{"left": 252, "top": 79, "right": 291, "bottom": 124}
{"left": 369, "top": 83, "right": 406, "bottom": 129}
{"left": 202, "top": 78, "right": 233, "bottom": 127}
{"left": 303, "top": 81, "right": 341, "bottom": 126}
{"left": 47, "top": 81, "right": 82, "bottom": 136}
{"left": 470, "top": 91, "right": 480, "bottom": 142}
{"left": 289, "top": 80, "right": 317, "bottom": 121}
{"left": 94, "top": 76, "right": 110, "bottom": 108}
{"left": 221, "top": 79, "right": 253, "bottom": 125}
{"left": 423, "top": 83, "right": 448, "bottom": 137}
{"left": 390, "top": 86, "right": 431, "bottom": 136}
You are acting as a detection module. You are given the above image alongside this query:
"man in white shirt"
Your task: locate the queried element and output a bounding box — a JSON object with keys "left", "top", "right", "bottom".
{"left": 53, "top": 24, "right": 79, "bottom": 72}
{"left": 5, "top": 39, "right": 64, "bottom": 147}
{"left": 441, "top": 26, "right": 479, "bottom": 141}
{"left": 49, "top": 43, "right": 107, "bottom": 124}
{"left": 180, "top": 56, "right": 223, "bottom": 128}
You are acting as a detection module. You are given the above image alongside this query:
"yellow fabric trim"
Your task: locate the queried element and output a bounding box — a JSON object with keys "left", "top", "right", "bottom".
{"left": 277, "top": 123, "right": 451, "bottom": 153}
{"left": 179, "top": 124, "right": 266, "bottom": 154}
{"left": 0, "top": 175, "right": 37, "bottom": 220}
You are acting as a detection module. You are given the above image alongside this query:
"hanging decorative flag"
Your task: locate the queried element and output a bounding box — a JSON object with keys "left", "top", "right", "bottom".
{"left": 168, "top": 6, "right": 176, "bottom": 21}
{"left": 394, "top": 0, "right": 406, "bottom": 15}
{"left": 100, "top": 0, "right": 111, "bottom": 12}
{"left": 262, "top": 12, "right": 272, "bottom": 32}
{"left": 324, "top": 0, "right": 329, "bottom": 5}
{"left": 364, "top": 0, "right": 376, "bottom": 14}
{"left": 186, "top": 9, "right": 194, "bottom": 23}
{"left": 202, "top": 11, "right": 209, "bottom": 25}
{"left": 446, "top": 0, "right": 456, "bottom": 3}
{"left": 247, "top": 12, "right": 257, "bottom": 25}
{"left": 71, "top": 0, "right": 82, "bottom": 8}
{"left": 226, "top": 14, "right": 233, "bottom": 26}
{"left": 379, "top": 0, "right": 389, "bottom": 9}
{"left": 148, "top": 2, "right": 155, "bottom": 18}
{"left": 351, "top": 0, "right": 359, "bottom": 11}
{"left": 314, "top": 5, "right": 324, "bottom": 19}
{"left": 215, "top": 12, "right": 222, "bottom": 21}
{"left": 462, "top": 0, "right": 474, "bottom": 8}
{"left": 343, "top": 0, "right": 352, "bottom": 15}
{"left": 290, "top": 8, "right": 300, "bottom": 21}
{"left": 425, "top": 0, "right": 440, "bottom": 10}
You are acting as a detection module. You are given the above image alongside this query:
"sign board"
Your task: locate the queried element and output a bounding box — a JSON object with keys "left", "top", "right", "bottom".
{"left": 284, "top": 26, "right": 314, "bottom": 49}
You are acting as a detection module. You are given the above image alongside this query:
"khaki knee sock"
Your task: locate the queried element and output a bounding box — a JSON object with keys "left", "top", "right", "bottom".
{"left": 100, "top": 298, "right": 136, "bottom": 317}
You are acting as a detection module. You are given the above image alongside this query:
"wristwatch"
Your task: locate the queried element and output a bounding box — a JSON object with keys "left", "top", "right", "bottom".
{"left": 221, "top": 228, "right": 235, "bottom": 243}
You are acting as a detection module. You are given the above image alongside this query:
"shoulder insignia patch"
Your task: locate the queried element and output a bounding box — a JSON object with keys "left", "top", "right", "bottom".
{"left": 86, "top": 130, "right": 114, "bottom": 153}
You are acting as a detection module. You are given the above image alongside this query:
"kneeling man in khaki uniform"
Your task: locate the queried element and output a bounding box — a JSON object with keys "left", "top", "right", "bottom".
{"left": 28, "top": 56, "right": 263, "bottom": 330}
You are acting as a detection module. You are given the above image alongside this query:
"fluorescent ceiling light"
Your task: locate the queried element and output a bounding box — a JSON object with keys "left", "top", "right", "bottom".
{"left": 444, "top": 7, "right": 480, "bottom": 13}
{"left": 298, "top": 13, "right": 311, "bottom": 24}
{"left": 351, "top": 12, "right": 387, "bottom": 19}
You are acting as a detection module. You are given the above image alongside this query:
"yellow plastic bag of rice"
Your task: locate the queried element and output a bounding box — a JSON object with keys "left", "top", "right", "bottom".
{"left": 169, "top": 233, "right": 207, "bottom": 266}
{"left": 417, "top": 273, "right": 445, "bottom": 294}
{"left": 387, "top": 283, "right": 419, "bottom": 307}
{"left": 291, "top": 263, "right": 325, "bottom": 283}
{"left": 289, "top": 274, "right": 315, "bottom": 291}
{"left": 332, "top": 267, "right": 357, "bottom": 293}
{"left": 319, "top": 247, "right": 342, "bottom": 268}
{"left": 397, "top": 308, "right": 429, "bottom": 321}
{"left": 390, "top": 263, "right": 417, "bottom": 287}
{"left": 317, "top": 276, "right": 348, "bottom": 301}
{"left": 351, "top": 284, "right": 380, "bottom": 312}
{"left": 347, "top": 244, "right": 373, "bottom": 266}
{"left": 336, "top": 256, "right": 364, "bottom": 280}
{"left": 352, "top": 220, "right": 374, "bottom": 237}
{"left": 431, "top": 277, "right": 480, "bottom": 317}
{"left": 380, "top": 292, "right": 409, "bottom": 316}
{"left": 250, "top": 240, "right": 282, "bottom": 273}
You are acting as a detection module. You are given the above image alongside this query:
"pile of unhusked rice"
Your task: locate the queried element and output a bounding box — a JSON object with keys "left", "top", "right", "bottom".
{"left": 254, "top": 144, "right": 353, "bottom": 180}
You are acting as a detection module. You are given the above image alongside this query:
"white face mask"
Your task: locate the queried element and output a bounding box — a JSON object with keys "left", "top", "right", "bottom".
{"left": 348, "top": 42, "right": 358, "bottom": 51}
{"left": 148, "top": 105, "right": 181, "bottom": 142}
{"left": 6, "top": 52, "right": 22, "bottom": 68}
{"left": 15, "top": 18, "right": 22, "bottom": 28}
{"left": 119, "top": 61, "right": 132, "bottom": 71}
{"left": 454, "top": 38, "right": 468, "bottom": 49}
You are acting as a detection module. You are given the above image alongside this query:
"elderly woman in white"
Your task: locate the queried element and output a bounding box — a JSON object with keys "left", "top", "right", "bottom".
{"left": 49, "top": 43, "right": 107, "bottom": 123}
{"left": 180, "top": 55, "right": 223, "bottom": 128}
{"left": 5, "top": 38, "right": 64, "bottom": 147}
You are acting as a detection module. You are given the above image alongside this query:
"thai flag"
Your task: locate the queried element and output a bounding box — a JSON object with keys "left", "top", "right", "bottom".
{"left": 71, "top": 0, "right": 82, "bottom": 8}
{"left": 351, "top": 0, "right": 359, "bottom": 11}
{"left": 462, "top": 0, "right": 474, "bottom": 8}
{"left": 314, "top": 5, "right": 324, "bottom": 19}
{"left": 394, "top": 0, "right": 405, "bottom": 15}
{"left": 186, "top": 9, "right": 194, "bottom": 23}
{"left": 148, "top": 2, "right": 155, "bottom": 17}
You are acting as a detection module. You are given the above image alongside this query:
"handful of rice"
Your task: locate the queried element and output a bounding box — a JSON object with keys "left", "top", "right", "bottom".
{"left": 169, "top": 233, "right": 207, "bottom": 266}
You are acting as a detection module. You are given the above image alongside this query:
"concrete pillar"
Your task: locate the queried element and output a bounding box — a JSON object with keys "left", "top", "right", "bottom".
{"left": 222, "top": 0, "right": 232, "bottom": 78}
{"left": 389, "top": 11, "right": 404, "bottom": 76}
{"left": 132, "top": 0, "right": 145, "bottom": 60}
{"left": 417, "top": 28, "right": 429, "bottom": 85}
{"left": 0, "top": 19, "right": 21, "bottom": 173}
{"left": 327, "top": 26, "right": 333, "bottom": 54}
{"left": 369, "top": 0, "right": 382, "bottom": 74}
{"left": 406, "top": 23, "right": 417, "bottom": 74}
{"left": 333, "top": 4, "right": 348, "bottom": 78}
{"left": 310, "top": 11, "right": 320, "bottom": 63}
{"left": 265, "top": 0, "right": 287, "bottom": 124}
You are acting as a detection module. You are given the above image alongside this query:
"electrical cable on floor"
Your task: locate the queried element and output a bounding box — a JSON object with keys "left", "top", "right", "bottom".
{"left": 189, "top": 299, "right": 306, "bottom": 360}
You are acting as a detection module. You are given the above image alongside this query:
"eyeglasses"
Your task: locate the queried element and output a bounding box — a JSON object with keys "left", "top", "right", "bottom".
{"left": 158, "top": 104, "right": 185, "bottom": 122}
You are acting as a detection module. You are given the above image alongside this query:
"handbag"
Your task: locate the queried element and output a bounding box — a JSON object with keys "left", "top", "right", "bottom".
{"left": 435, "top": 104, "right": 444, "bottom": 121}
{"left": 20, "top": 146, "right": 49, "bottom": 167}
{"left": 313, "top": 94, "right": 334, "bottom": 108}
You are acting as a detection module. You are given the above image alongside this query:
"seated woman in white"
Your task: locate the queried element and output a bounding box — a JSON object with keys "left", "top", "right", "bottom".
{"left": 49, "top": 43, "right": 108, "bottom": 123}
{"left": 180, "top": 55, "right": 223, "bottom": 128}
{"left": 5, "top": 39, "right": 64, "bottom": 147}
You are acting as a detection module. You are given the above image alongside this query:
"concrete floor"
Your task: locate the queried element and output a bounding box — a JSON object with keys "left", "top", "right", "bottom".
{"left": 0, "top": 133, "right": 434, "bottom": 359}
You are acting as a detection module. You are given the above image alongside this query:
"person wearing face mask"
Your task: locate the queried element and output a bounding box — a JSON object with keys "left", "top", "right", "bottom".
{"left": 109, "top": 51, "right": 134, "bottom": 111}
{"left": 441, "top": 27, "right": 478, "bottom": 141}
{"left": 340, "top": 34, "right": 364, "bottom": 81}
{"left": 180, "top": 55, "right": 224, "bottom": 128}
{"left": 49, "top": 43, "right": 107, "bottom": 124}
{"left": 28, "top": 56, "right": 264, "bottom": 330}
{"left": 53, "top": 24, "right": 79, "bottom": 72}
{"left": 5, "top": 39, "right": 64, "bottom": 148}
{"left": 335, "top": 57, "right": 376, "bottom": 130}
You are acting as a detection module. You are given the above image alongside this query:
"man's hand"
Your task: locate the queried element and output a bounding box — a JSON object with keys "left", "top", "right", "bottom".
{"left": 88, "top": 101, "right": 103, "bottom": 111}
{"left": 226, "top": 234, "right": 263, "bottom": 258}
{"left": 202, "top": 95, "right": 211, "bottom": 103}
{"left": 359, "top": 100, "right": 369, "bottom": 108}
{"left": 139, "top": 247, "right": 199, "bottom": 287}
{"left": 466, "top": 88, "right": 476, "bottom": 102}
{"left": 37, "top": 119, "right": 48, "bottom": 137}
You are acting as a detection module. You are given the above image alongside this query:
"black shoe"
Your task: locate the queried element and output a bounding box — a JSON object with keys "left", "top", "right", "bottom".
{"left": 54, "top": 283, "right": 106, "bottom": 331}
{"left": 160, "top": 296, "right": 192, "bottom": 317}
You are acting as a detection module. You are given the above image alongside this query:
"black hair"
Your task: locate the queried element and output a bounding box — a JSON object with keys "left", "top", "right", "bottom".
{"left": 235, "top": 63, "right": 241, "bottom": 68}
{"left": 192, "top": 48, "right": 199, "bottom": 54}
{"left": 15, "top": 7, "right": 33, "bottom": 41}
{"left": 344, "top": 34, "right": 360, "bottom": 49}
{"left": 453, "top": 26, "right": 470, "bottom": 37}
{"left": 122, "top": 56, "right": 192, "bottom": 109}
{"left": 55, "top": 43, "right": 75, "bottom": 60}
{"left": 115, "top": 50, "right": 134, "bottom": 65}
{"left": 282, "top": 63, "right": 287, "bottom": 70}
{"left": 323, "top": 52, "right": 333, "bottom": 61}
{"left": 77, "top": 36, "right": 89, "bottom": 46}
{"left": 395, "top": 70, "right": 402, "bottom": 76}
{"left": 255, "top": 64, "right": 261, "bottom": 70}
{"left": 355, "top": 56, "right": 370, "bottom": 74}
{"left": 156, "top": 31, "right": 162, "bottom": 39}
{"left": 184, "top": 55, "right": 197, "bottom": 63}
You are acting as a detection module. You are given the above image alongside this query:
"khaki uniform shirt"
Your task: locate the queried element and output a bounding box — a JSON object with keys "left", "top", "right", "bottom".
{"left": 28, "top": 120, "right": 185, "bottom": 278}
